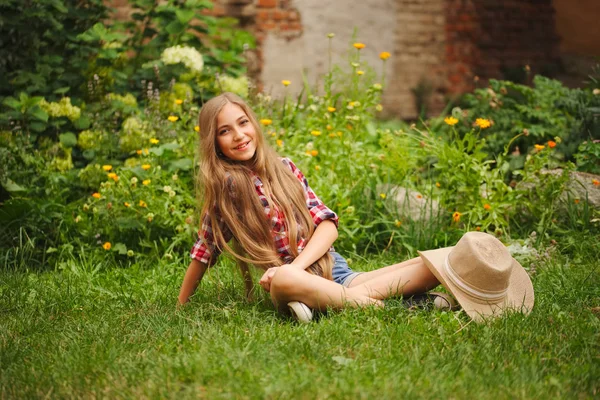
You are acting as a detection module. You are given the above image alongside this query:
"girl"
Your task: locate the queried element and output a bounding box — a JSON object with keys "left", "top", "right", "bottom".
{"left": 177, "top": 92, "right": 450, "bottom": 322}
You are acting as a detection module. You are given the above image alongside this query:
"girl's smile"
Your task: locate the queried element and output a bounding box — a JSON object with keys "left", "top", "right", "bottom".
{"left": 216, "top": 103, "right": 257, "bottom": 161}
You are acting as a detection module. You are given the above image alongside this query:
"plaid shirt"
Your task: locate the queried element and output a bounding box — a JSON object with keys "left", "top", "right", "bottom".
{"left": 190, "top": 158, "right": 338, "bottom": 265}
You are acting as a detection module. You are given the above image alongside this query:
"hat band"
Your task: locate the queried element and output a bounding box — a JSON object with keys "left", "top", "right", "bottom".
{"left": 444, "top": 255, "right": 507, "bottom": 302}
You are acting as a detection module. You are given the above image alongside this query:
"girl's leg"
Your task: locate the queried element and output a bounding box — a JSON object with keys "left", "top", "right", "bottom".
{"left": 346, "top": 257, "right": 439, "bottom": 299}
{"left": 269, "top": 267, "right": 382, "bottom": 314}
{"left": 269, "top": 258, "right": 439, "bottom": 313}
{"left": 347, "top": 256, "right": 423, "bottom": 287}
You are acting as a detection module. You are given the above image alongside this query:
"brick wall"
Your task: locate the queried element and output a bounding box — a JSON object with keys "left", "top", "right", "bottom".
{"left": 445, "top": 0, "right": 559, "bottom": 95}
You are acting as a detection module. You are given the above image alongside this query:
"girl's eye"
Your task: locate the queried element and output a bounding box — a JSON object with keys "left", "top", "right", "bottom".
{"left": 240, "top": 119, "right": 249, "bottom": 125}
{"left": 218, "top": 128, "right": 228, "bottom": 135}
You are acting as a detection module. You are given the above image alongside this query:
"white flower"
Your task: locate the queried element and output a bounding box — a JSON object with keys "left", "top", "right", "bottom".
{"left": 163, "top": 185, "right": 172, "bottom": 193}
{"left": 161, "top": 45, "right": 204, "bottom": 74}
{"left": 216, "top": 75, "right": 249, "bottom": 98}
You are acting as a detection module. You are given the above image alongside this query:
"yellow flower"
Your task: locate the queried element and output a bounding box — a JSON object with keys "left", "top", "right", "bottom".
{"left": 141, "top": 164, "right": 151, "bottom": 170}
{"left": 380, "top": 51, "right": 391, "bottom": 60}
{"left": 375, "top": 104, "right": 383, "bottom": 112}
{"left": 107, "top": 173, "right": 119, "bottom": 182}
{"left": 353, "top": 43, "right": 366, "bottom": 50}
{"left": 194, "top": 126, "right": 200, "bottom": 132}
{"left": 337, "top": 131, "right": 343, "bottom": 137}
{"left": 142, "top": 179, "right": 151, "bottom": 185}
{"left": 168, "top": 116, "right": 179, "bottom": 122}
{"left": 315, "top": 165, "right": 321, "bottom": 171}
{"left": 379, "top": 193, "right": 386, "bottom": 199}
{"left": 102, "top": 165, "right": 112, "bottom": 171}
{"left": 139, "top": 200, "right": 147, "bottom": 208}
{"left": 311, "top": 130, "right": 322, "bottom": 137}
{"left": 435, "top": 182, "right": 441, "bottom": 188}
{"left": 124, "top": 202, "right": 130, "bottom": 207}
{"left": 327, "top": 107, "right": 336, "bottom": 112}
{"left": 356, "top": 70, "right": 364, "bottom": 76}
{"left": 260, "top": 119, "right": 273, "bottom": 126}
{"left": 534, "top": 144, "right": 545, "bottom": 151}
{"left": 136, "top": 149, "right": 142, "bottom": 155}
{"left": 282, "top": 80, "right": 291, "bottom": 87}
{"left": 103, "top": 242, "right": 111, "bottom": 251}
{"left": 150, "top": 138, "right": 159, "bottom": 144}
{"left": 326, "top": 125, "right": 333, "bottom": 130}
{"left": 276, "top": 139, "right": 283, "bottom": 147}
{"left": 484, "top": 204, "right": 491, "bottom": 210}
{"left": 452, "top": 211, "right": 461, "bottom": 223}
{"left": 142, "top": 148, "right": 149, "bottom": 155}
{"left": 444, "top": 116, "right": 459, "bottom": 126}
{"left": 475, "top": 118, "right": 491, "bottom": 129}
{"left": 328, "top": 133, "right": 337, "bottom": 138}
{"left": 394, "top": 219, "right": 402, "bottom": 227}
{"left": 92, "top": 192, "right": 101, "bottom": 199}
{"left": 175, "top": 99, "right": 183, "bottom": 105}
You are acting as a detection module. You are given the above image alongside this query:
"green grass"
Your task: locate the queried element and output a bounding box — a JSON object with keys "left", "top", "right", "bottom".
{"left": 1, "top": 236, "right": 599, "bottom": 399}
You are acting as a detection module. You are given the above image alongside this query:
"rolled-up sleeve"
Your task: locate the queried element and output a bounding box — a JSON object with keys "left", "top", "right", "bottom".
{"left": 281, "top": 158, "right": 339, "bottom": 228}
{"left": 190, "top": 210, "right": 232, "bottom": 266}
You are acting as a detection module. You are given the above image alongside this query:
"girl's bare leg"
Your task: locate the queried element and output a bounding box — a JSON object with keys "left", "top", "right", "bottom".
{"left": 347, "top": 257, "right": 424, "bottom": 287}
{"left": 269, "top": 257, "right": 439, "bottom": 313}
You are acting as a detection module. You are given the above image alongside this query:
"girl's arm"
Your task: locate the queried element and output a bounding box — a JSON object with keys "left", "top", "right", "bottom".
{"left": 178, "top": 259, "right": 209, "bottom": 305}
{"left": 289, "top": 219, "right": 338, "bottom": 270}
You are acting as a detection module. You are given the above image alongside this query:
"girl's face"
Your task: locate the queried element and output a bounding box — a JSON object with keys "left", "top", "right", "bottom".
{"left": 215, "top": 103, "right": 257, "bottom": 162}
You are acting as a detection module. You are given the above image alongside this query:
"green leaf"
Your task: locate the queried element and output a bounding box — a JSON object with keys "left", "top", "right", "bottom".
{"left": 1, "top": 178, "right": 26, "bottom": 193}
{"left": 112, "top": 243, "right": 128, "bottom": 255}
{"left": 2, "top": 97, "right": 20, "bottom": 110}
{"left": 29, "top": 122, "right": 47, "bottom": 132}
{"left": 53, "top": 86, "right": 70, "bottom": 95}
{"left": 27, "top": 106, "right": 49, "bottom": 122}
{"left": 175, "top": 9, "right": 196, "bottom": 24}
{"left": 82, "top": 150, "right": 96, "bottom": 160}
{"left": 165, "top": 20, "right": 185, "bottom": 35}
{"left": 168, "top": 158, "right": 193, "bottom": 171}
{"left": 59, "top": 132, "right": 77, "bottom": 148}
{"left": 73, "top": 115, "right": 91, "bottom": 129}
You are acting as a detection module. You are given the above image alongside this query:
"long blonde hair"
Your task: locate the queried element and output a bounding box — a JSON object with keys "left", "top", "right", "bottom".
{"left": 197, "top": 92, "right": 333, "bottom": 279}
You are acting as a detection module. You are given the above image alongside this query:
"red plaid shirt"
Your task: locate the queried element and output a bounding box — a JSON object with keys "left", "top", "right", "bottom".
{"left": 190, "top": 158, "right": 338, "bottom": 265}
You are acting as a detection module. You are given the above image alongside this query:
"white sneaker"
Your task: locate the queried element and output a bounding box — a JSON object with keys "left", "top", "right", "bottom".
{"left": 288, "top": 301, "right": 313, "bottom": 323}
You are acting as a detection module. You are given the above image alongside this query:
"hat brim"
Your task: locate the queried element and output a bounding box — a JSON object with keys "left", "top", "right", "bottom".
{"left": 418, "top": 247, "right": 534, "bottom": 322}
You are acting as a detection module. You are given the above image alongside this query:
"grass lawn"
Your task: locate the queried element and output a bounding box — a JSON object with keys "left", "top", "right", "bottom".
{"left": 1, "top": 235, "right": 599, "bottom": 399}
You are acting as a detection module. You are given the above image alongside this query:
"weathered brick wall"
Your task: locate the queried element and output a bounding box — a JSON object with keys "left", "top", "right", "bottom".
{"left": 445, "top": 0, "right": 559, "bottom": 95}
{"left": 106, "top": 0, "right": 563, "bottom": 119}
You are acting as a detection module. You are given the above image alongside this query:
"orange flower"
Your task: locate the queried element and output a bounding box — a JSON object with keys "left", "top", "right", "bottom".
{"left": 476, "top": 226, "right": 481, "bottom": 231}
{"left": 124, "top": 202, "right": 130, "bottom": 207}
{"left": 592, "top": 179, "right": 599, "bottom": 186}
{"left": 310, "top": 150, "right": 318, "bottom": 157}
{"left": 103, "top": 242, "right": 111, "bottom": 251}
{"left": 107, "top": 172, "right": 118, "bottom": 182}
{"left": 394, "top": 220, "right": 402, "bottom": 227}
{"left": 574, "top": 199, "right": 580, "bottom": 204}
{"left": 139, "top": 200, "right": 147, "bottom": 208}
{"left": 353, "top": 43, "right": 366, "bottom": 50}
{"left": 92, "top": 192, "right": 101, "bottom": 199}
{"left": 444, "top": 116, "right": 459, "bottom": 126}
{"left": 379, "top": 51, "right": 391, "bottom": 60}
{"left": 475, "top": 118, "right": 491, "bottom": 129}
{"left": 452, "top": 211, "right": 461, "bottom": 223}
{"left": 484, "top": 204, "right": 491, "bottom": 210}
{"left": 547, "top": 140, "right": 556, "bottom": 148}
{"left": 435, "top": 182, "right": 441, "bottom": 188}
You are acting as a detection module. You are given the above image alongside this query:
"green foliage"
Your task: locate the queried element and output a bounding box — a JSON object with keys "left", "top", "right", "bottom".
{"left": 0, "top": 0, "right": 109, "bottom": 99}
{"left": 456, "top": 76, "right": 600, "bottom": 162}
{"left": 574, "top": 140, "right": 600, "bottom": 174}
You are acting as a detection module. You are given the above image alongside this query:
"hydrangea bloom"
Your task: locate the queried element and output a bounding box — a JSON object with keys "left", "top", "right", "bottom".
{"left": 161, "top": 45, "right": 204, "bottom": 74}
{"left": 217, "top": 75, "right": 249, "bottom": 98}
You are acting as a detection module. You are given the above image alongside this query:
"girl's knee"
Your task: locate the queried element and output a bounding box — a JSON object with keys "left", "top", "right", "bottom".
{"left": 270, "top": 267, "right": 303, "bottom": 297}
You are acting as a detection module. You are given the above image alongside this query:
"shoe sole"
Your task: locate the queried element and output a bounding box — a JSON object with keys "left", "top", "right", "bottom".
{"left": 288, "top": 301, "right": 313, "bottom": 323}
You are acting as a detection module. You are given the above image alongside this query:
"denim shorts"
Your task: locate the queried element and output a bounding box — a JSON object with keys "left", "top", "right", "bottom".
{"left": 330, "top": 251, "right": 362, "bottom": 287}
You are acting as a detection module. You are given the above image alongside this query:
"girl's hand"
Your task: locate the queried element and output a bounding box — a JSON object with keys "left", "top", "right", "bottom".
{"left": 259, "top": 267, "right": 279, "bottom": 292}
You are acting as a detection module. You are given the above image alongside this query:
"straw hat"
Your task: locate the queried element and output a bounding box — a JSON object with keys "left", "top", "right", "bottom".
{"left": 418, "top": 232, "right": 534, "bottom": 322}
